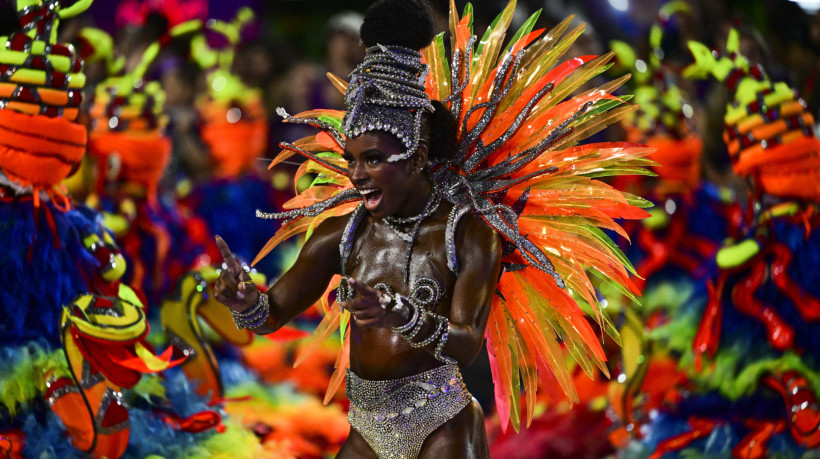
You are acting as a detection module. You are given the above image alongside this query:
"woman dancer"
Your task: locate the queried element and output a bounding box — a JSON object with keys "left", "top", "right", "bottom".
{"left": 214, "top": 72, "right": 501, "bottom": 459}
{"left": 215, "top": 0, "right": 651, "bottom": 457}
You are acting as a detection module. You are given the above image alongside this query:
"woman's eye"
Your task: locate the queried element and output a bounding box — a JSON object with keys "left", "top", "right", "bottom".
{"left": 366, "top": 158, "right": 380, "bottom": 166}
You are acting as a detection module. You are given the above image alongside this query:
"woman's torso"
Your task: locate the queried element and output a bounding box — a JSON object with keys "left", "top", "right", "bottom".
{"left": 343, "top": 202, "right": 459, "bottom": 379}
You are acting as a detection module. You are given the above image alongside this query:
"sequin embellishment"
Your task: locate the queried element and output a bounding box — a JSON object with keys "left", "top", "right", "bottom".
{"left": 346, "top": 364, "right": 471, "bottom": 459}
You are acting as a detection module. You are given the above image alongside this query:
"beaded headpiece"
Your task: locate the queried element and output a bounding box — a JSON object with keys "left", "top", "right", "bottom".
{"left": 342, "top": 44, "right": 434, "bottom": 162}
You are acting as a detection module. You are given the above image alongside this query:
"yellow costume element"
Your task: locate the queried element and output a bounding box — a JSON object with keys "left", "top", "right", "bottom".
{"left": 160, "top": 267, "right": 261, "bottom": 403}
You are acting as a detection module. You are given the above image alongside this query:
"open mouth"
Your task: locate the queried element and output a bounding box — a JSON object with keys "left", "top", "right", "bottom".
{"left": 359, "top": 188, "right": 383, "bottom": 210}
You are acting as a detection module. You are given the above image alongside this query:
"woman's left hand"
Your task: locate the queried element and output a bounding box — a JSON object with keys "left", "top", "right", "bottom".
{"left": 341, "top": 278, "right": 407, "bottom": 329}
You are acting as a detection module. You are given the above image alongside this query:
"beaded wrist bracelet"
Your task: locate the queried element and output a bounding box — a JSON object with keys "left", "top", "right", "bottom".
{"left": 433, "top": 317, "right": 456, "bottom": 364}
{"left": 403, "top": 309, "right": 428, "bottom": 341}
{"left": 388, "top": 294, "right": 456, "bottom": 363}
{"left": 337, "top": 276, "right": 352, "bottom": 305}
{"left": 231, "top": 291, "right": 270, "bottom": 330}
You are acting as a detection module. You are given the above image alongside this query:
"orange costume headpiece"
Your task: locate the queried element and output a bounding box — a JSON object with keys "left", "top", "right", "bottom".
{"left": 686, "top": 29, "right": 820, "bottom": 201}
{"left": 0, "top": 0, "right": 91, "bottom": 198}
{"left": 612, "top": 1, "right": 702, "bottom": 193}
{"left": 84, "top": 22, "right": 200, "bottom": 202}
{"left": 191, "top": 8, "right": 267, "bottom": 178}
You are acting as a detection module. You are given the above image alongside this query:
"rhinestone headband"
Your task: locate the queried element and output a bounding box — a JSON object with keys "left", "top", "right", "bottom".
{"left": 343, "top": 44, "right": 434, "bottom": 162}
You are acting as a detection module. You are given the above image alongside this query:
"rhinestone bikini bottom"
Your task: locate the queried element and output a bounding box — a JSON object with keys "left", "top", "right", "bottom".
{"left": 346, "top": 364, "right": 472, "bottom": 459}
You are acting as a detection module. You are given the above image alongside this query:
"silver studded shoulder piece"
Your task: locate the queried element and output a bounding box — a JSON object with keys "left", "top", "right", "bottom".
{"left": 336, "top": 203, "right": 367, "bottom": 305}
{"left": 444, "top": 202, "right": 472, "bottom": 275}
{"left": 339, "top": 203, "right": 367, "bottom": 276}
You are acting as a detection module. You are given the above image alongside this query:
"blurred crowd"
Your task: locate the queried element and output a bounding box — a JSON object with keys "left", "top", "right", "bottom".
{"left": 0, "top": 0, "right": 814, "bottom": 199}
{"left": 0, "top": 0, "right": 808, "bottom": 190}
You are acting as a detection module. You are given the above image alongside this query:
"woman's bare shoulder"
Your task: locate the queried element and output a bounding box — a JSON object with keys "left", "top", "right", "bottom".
{"left": 455, "top": 211, "right": 501, "bottom": 259}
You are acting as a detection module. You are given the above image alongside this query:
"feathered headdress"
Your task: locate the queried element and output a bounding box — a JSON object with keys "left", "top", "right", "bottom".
{"left": 256, "top": 0, "right": 652, "bottom": 432}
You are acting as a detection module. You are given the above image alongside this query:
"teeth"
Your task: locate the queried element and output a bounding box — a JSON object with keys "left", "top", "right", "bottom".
{"left": 359, "top": 189, "right": 378, "bottom": 196}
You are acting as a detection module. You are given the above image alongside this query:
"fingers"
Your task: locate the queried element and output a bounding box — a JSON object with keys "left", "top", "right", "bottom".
{"left": 215, "top": 235, "right": 242, "bottom": 277}
{"left": 237, "top": 280, "right": 257, "bottom": 300}
{"left": 213, "top": 289, "right": 234, "bottom": 306}
{"left": 238, "top": 268, "right": 253, "bottom": 283}
{"left": 352, "top": 308, "right": 380, "bottom": 321}
{"left": 342, "top": 279, "right": 395, "bottom": 328}
{"left": 342, "top": 295, "right": 378, "bottom": 312}
{"left": 214, "top": 279, "right": 258, "bottom": 311}
{"left": 214, "top": 269, "right": 243, "bottom": 307}
{"left": 342, "top": 299, "right": 382, "bottom": 327}
{"left": 345, "top": 304, "right": 380, "bottom": 327}
{"left": 220, "top": 270, "right": 239, "bottom": 291}
{"left": 347, "top": 278, "right": 379, "bottom": 297}
{"left": 214, "top": 283, "right": 239, "bottom": 307}
{"left": 215, "top": 235, "right": 254, "bottom": 297}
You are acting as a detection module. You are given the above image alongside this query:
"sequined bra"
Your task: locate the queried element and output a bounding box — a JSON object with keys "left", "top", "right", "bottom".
{"left": 336, "top": 201, "right": 470, "bottom": 305}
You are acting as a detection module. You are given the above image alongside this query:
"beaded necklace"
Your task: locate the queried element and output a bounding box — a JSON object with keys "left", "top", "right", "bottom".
{"left": 382, "top": 185, "right": 442, "bottom": 283}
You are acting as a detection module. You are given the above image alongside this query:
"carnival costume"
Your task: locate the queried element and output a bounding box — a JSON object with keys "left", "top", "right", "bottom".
{"left": 0, "top": 1, "right": 206, "bottom": 457}
{"left": 251, "top": 0, "right": 652, "bottom": 456}
{"left": 179, "top": 8, "right": 285, "bottom": 277}
{"left": 81, "top": 22, "right": 210, "bottom": 308}
{"left": 601, "top": 5, "right": 744, "bottom": 451}
{"left": 622, "top": 29, "right": 820, "bottom": 458}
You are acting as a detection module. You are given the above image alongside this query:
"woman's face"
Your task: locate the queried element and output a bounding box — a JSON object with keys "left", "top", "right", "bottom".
{"left": 343, "top": 132, "right": 424, "bottom": 219}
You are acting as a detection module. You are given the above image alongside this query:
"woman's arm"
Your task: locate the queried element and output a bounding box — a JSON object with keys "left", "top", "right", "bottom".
{"left": 213, "top": 216, "right": 346, "bottom": 334}
{"left": 441, "top": 215, "right": 502, "bottom": 365}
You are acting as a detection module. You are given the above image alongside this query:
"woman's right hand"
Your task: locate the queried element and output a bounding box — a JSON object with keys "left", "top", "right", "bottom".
{"left": 213, "top": 235, "right": 259, "bottom": 312}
